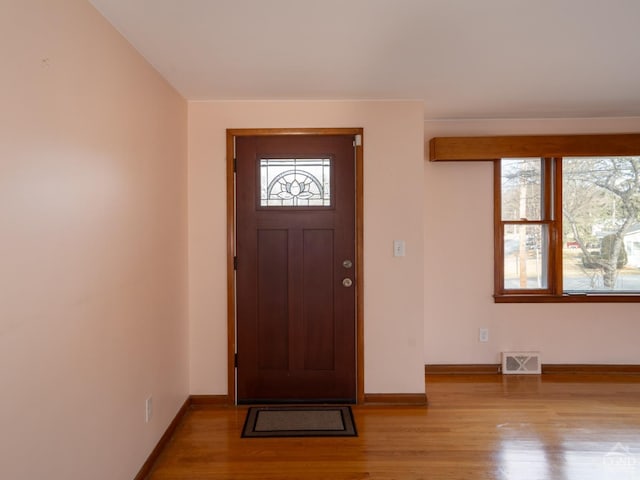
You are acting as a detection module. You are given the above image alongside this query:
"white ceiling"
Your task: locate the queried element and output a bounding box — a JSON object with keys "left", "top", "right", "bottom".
{"left": 89, "top": 0, "right": 640, "bottom": 120}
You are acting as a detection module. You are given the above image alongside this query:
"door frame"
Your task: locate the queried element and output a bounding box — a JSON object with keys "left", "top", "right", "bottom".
{"left": 226, "top": 128, "right": 364, "bottom": 405}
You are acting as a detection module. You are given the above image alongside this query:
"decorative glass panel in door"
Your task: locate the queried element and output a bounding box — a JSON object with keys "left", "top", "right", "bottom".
{"left": 260, "top": 158, "right": 332, "bottom": 207}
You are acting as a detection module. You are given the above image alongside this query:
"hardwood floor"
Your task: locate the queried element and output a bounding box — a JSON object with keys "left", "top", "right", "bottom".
{"left": 146, "top": 374, "right": 640, "bottom": 479}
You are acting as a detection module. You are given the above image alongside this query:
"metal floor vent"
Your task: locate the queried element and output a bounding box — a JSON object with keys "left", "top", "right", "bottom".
{"left": 501, "top": 351, "right": 541, "bottom": 374}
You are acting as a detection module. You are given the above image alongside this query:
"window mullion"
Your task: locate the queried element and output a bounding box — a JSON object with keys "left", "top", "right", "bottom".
{"left": 552, "top": 158, "right": 563, "bottom": 294}
{"left": 542, "top": 157, "right": 556, "bottom": 293}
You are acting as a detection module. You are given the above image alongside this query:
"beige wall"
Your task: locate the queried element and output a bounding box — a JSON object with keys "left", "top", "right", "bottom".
{"left": 424, "top": 117, "right": 640, "bottom": 365}
{"left": 188, "top": 100, "right": 426, "bottom": 395}
{"left": 0, "top": 1, "right": 188, "bottom": 479}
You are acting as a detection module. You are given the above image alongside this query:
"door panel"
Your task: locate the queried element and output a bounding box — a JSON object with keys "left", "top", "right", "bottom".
{"left": 256, "top": 229, "right": 288, "bottom": 371}
{"left": 236, "top": 134, "right": 356, "bottom": 403}
{"left": 302, "top": 229, "right": 335, "bottom": 371}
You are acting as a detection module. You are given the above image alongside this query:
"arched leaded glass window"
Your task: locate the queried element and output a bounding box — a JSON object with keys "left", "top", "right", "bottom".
{"left": 260, "top": 158, "right": 331, "bottom": 207}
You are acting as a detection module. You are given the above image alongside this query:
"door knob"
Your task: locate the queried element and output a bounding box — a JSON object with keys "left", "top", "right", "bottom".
{"left": 342, "top": 278, "right": 353, "bottom": 287}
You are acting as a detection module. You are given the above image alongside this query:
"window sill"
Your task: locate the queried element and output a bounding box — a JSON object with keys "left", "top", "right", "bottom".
{"left": 494, "top": 294, "right": 640, "bottom": 303}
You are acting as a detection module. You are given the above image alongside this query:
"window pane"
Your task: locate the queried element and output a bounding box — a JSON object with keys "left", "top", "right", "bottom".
{"left": 563, "top": 156, "right": 640, "bottom": 292}
{"left": 501, "top": 158, "right": 543, "bottom": 221}
{"left": 260, "top": 158, "right": 331, "bottom": 207}
{"left": 503, "top": 225, "right": 548, "bottom": 289}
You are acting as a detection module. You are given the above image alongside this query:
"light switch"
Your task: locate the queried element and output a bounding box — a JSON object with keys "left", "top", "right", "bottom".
{"left": 393, "top": 240, "right": 406, "bottom": 257}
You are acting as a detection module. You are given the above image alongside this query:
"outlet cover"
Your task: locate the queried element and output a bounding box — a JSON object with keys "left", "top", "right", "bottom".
{"left": 479, "top": 328, "right": 489, "bottom": 343}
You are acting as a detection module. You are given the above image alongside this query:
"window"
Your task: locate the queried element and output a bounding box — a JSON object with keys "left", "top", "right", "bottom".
{"left": 499, "top": 158, "right": 550, "bottom": 292}
{"left": 259, "top": 157, "right": 332, "bottom": 207}
{"left": 429, "top": 133, "right": 640, "bottom": 303}
{"left": 497, "top": 156, "right": 640, "bottom": 299}
{"left": 563, "top": 157, "right": 640, "bottom": 293}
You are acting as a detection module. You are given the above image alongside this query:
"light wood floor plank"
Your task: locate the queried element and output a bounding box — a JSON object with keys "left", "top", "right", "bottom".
{"left": 147, "top": 374, "right": 640, "bottom": 479}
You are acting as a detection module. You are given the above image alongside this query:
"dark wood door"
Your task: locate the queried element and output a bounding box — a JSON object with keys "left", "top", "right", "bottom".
{"left": 236, "top": 134, "right": 356, "bottom": 403}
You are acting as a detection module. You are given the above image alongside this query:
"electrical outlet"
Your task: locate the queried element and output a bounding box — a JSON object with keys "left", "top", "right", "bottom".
{"left": 145, "top": 396, "right": 153, "bottom": 423}
{"left": 479, "top": 328, "right": 489, "bottom": 343}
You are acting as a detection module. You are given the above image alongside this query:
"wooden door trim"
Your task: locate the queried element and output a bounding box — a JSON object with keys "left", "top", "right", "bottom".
{"left": 226, "top": 128, "right": 364, "bottom": 405}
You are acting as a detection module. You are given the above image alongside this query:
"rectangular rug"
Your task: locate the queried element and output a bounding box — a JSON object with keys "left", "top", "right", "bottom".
{"left": 241, "top": 406, "right": 357, "bottom": 438}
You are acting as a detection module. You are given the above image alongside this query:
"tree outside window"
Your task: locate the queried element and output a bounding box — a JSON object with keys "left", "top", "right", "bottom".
{"left": 563, "top": 157, "right": 640, "bottom": 291}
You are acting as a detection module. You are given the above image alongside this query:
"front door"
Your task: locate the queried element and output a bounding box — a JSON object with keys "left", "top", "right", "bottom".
{"left": 235, "top": 134, "right": 357, "bottom": 403}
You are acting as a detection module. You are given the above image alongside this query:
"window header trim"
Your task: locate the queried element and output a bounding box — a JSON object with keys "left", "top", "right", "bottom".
{"left": 429, "top": 133, "right": 640, "bottom": 162}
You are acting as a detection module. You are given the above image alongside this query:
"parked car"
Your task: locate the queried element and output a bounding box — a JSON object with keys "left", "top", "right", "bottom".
{"left": 581, "top": 234, "right": 627, "bottom": 269}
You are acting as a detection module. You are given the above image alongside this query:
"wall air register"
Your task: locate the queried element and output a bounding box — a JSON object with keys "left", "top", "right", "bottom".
{"left": 501, "top": 351, "right": 541, "bottom": 374}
